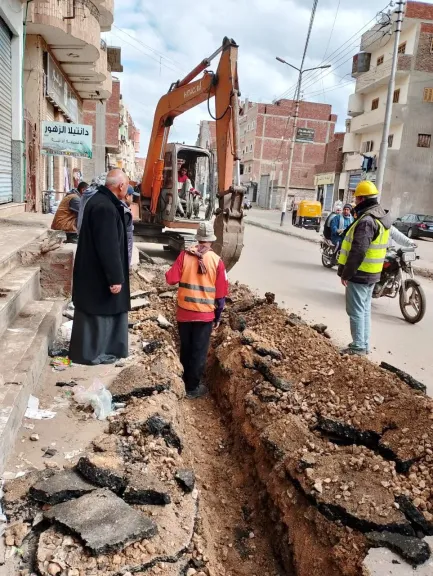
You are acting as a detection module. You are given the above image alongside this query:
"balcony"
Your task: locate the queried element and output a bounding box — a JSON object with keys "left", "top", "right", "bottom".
{"left": 356, "top": 54, "right": 412, "bottom": 94}
{"left": 348, "top": 93, "right": 364, "bottom": 117}
{"left": 350, "top": 103, "right": 406, "bottom": 134}
{"left": 62, "top": 44, "right": 111, "bottom": 100}
{"left": 26, "top": 0, "right": 111, "bottom": 100}
{"left": 99, "top": 0, "right": 114, "bottom": 32}
{"left": 343, "top": 132, "right": 361, "bottom": 153}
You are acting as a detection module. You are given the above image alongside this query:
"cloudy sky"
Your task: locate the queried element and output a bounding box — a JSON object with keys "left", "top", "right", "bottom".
{"left": 104, "top": 0, "right": 432, "bottom": 156}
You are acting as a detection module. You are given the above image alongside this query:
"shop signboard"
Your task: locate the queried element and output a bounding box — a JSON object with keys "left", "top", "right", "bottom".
{"left": 41, "top": 121, "right": 92, "bottom": 159}
{"left": 296, "top": 127, "right": 315, "bottom": 143}
{"left": 45, "top": 55, "right": 79, "bottom": 123}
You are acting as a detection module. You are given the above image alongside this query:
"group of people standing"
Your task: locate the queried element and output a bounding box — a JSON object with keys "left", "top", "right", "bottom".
{"left": 50, "top": 167, "right": 224, "bottom": 400}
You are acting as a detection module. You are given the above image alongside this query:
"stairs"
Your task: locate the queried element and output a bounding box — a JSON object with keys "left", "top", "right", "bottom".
{"left": 0, "top": 231, "right": 64, "bottom": 474}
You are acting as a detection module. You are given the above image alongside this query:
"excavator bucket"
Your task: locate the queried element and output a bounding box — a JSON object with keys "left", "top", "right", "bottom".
{"left": 213, "top": 185, "right": 245, "bottom": 272}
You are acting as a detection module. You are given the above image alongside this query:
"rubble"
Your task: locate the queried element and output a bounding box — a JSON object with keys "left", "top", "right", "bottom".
{"left": 366, "top": 531, "right": 431, "bottom": 566}
{"left": 44, "top": 489, "right": 158, "bottom": 554}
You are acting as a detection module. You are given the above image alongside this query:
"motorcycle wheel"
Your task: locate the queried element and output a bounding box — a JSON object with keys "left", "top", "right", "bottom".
{"left": 399, "top": 279, "right": 426, "bottom": 324}
{"left": 321, "top": 253, "right": 334, "bottom": 268}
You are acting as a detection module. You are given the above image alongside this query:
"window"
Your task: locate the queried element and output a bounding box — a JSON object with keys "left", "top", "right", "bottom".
{"left": 377, "top": 55, "right": 384, "bottom": 66}
{"left": 388, "top": 134, "right": 394, "bottom": 148}
{"left": 250, "top": 144, "right": 253, "bottom": 151}
{"left": 398, "top": 42, "right": 406, "bottom": 54}
{"left": 393, "top": 89, "right": 400, "bottom": 103}
{"left": 430, "top": 37, "right": 433, "bottom": 54}
{"left": 418, "top": 133, "right": 431, "bottom": 148}
{"left": 362, "top": 140, "right": 374, "bottom": 153}
{"left": 371, "top": 98, "right": 379, "bottom": 110}
{"left": 248, "top": 165, "right": 252, "bottom": 173}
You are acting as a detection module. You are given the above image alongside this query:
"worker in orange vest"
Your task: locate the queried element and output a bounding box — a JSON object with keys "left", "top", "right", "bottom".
{"left": 166, "top": 221, "right": 228, "bottom": 399}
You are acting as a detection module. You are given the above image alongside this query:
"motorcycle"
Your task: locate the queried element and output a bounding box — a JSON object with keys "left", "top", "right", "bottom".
{"left": 373, "top": 246, "right": 426, "bottom": 324}
{"left": 243, "top": 198, "right": 252, "bottom": 210}
{"left": 320, "top": 237, "right": 340, "bottom": 268}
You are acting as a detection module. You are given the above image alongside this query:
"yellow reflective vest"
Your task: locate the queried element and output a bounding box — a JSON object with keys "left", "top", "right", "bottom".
{"left": 338, "top": 214, "right": 389, "bottom": 275}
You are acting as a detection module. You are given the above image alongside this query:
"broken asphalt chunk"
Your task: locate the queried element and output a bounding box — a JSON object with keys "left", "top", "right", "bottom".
{"left": 110, "top": 365, "right": 168, "bottom": 402}
{"left": 175, "top": 469, "right": 195, "bottom": 493}
{"left": 252, "top": 358, "right": 292, "bottom": 392}
{"left": 44, "top": 489, "right": 157, "bottom": 554}
{"left": 396, "top": 495, "right": 433, "bottom": 536}
{"left": 124, "top": 471, "right": 171, "bottom": 505}
{"left": 145, "top": 415, "right": 183, "bottom": 453}
{"left": 366, "top": 531, "right": 431, "bottom": 566}
{"left": 130, "top": 297, "right": 151, "bottom": 311}
{"left": 77, "top": 453, "right": 126, "bottom": 493}
{"left": 380, "top": 362, "right": 426, "bottom": 394}
{"left": 30, "top": 469, "right": 97, "bottom": 505}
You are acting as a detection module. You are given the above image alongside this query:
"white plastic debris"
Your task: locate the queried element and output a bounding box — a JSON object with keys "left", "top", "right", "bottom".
{"left": 64, "top": 449, "right": 82, "bottom": 460}
{"left": 60, "top": 320, "right": 73, "bottom": 341}
{"left": 157, "top": 314, "right": 173, "bottom": 329}
{"left": 25, "top": 395, "right": 56, "bottom": 420}
{"left": 73, "top": 380, "right": 112, "bottom": 420}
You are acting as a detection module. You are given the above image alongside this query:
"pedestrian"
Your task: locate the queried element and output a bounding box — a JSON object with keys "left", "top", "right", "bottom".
{"left": 77, "top": 173, "right": 106, "bottom": 234}
{"left": 69, "top": 169, "right": 131, "bottom": 365}
{"left": 51, "top": 181, "right": 88, "bottom": 243}
{"left": 121, "top": 185, "right": 136, "bottom": 267}
{"left": 165, "top": 221, "right": 228, "bottom": 399}
{"left": 338, "top": 181, "right": 392, "bottom": 356}
{"left": 292, "top": 200, "right": 299, "bottom": 225}
{"left": 330, "top": 203, "right": 354, "bottom": 247}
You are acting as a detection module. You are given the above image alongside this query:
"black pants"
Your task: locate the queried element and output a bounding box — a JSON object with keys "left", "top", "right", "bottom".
{"left": 178, "top": 321, "right": 213, "bottom": 392}
{"left": 292, "top": 210, "right": 297, "bottom": 225}
{"left": 66, "top": 232, "right": 78, "bottom": 244}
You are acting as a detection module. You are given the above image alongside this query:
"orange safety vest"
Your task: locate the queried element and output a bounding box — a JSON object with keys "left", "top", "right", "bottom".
{"left": 178, "top": 250, "right": 220, "bottom": 313}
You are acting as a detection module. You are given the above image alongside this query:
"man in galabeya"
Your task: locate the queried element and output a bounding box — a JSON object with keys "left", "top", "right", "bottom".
{"left": 166, "top": 221, "right": 228, "bottom": 399}
{"left": 338, "top": 181, "right": 392, "bottom": 356}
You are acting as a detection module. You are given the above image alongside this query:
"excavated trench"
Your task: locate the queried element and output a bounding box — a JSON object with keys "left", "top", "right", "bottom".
{"left": 3, "top": 259, "right": 433, "bottom": 576}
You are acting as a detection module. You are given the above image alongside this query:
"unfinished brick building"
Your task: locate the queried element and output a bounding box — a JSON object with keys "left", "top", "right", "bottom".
{"left": 239, "top": 99, "right": 337, "bottom": 208}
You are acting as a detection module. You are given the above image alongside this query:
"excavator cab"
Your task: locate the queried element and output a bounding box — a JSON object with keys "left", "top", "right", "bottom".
{"left": 158, "top": 143, "right": 215, "bottom": 228}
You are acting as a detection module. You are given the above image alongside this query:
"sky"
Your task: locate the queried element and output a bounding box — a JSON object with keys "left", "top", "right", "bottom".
{"left": 104, "top": 0, "right": 433, "bottom": 157}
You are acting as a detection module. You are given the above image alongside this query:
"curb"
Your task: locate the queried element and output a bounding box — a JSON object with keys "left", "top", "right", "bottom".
{"left": 245, "top": 218, "right": 433, "bottom": 280}
{"left": 245, "top": 218, "right": 321, "bottom": 245}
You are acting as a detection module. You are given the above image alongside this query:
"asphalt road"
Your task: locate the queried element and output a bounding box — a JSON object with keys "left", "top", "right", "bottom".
{"left": 229, "top": 224, "right": 433, "bottom": 396}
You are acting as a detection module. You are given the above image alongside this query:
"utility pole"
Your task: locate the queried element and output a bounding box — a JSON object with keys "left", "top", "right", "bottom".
{"left": 376, "top": 0, "right": 406, "bottom": 194}
{"left": 276, "top": 59, "right": 331, "bottom": 226}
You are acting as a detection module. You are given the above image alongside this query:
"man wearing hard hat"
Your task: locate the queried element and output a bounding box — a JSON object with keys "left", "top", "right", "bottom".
{"left": 338, "top": 181, "right": 392, "bottom": 355}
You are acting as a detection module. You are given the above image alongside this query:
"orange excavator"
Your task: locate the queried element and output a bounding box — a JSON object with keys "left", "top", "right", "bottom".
{"left": 135, "top": 37, "right": 245, "bottom": 271}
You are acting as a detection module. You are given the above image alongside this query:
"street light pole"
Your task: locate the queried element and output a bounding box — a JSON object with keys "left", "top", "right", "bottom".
{"left": 276, "top": 58, "right": 331, "bottom": 226}
{"left": 376, "top": 0, "right": 406, "bottom": 195}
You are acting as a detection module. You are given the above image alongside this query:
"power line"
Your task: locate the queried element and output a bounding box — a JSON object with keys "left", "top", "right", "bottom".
{"left": 112, "top": 25, "right": 186, "bottom": 72}
{"left": 108, "top": 30, "right": 181, "bottom": 75}
{"left": 274, "top": 2, "right": 392, "bottom": 102}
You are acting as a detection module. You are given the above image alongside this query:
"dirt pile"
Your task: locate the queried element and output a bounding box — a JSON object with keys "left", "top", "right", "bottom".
{"left": 204, "top": 282, "right": 433, "bottom": 574}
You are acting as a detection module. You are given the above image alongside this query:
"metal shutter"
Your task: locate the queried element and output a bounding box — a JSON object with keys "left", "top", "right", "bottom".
{"left": 0, "top": 18, "right": 12, "bottom": 204}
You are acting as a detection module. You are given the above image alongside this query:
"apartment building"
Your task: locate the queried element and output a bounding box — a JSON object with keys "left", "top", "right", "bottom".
{"left": 343, "top": 1, "right": 433, "bottom": 215}
{"left": 239, "top": 99, "right": 337, "bottom": 208}
{"left": 23, "top": 0, "right": 121, "bottom": 211}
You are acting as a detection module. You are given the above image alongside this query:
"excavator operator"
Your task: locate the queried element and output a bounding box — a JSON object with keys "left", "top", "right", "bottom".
{"left": 177, "top": 164, "right": 201, "bottom": 218}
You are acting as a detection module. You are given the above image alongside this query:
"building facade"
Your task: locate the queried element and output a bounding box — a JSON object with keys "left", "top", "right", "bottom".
{"left": 23, "top": 0, "right": 117, "bottom": 212}
{"left": 314, "top": 132, "right": 345, "bottom": 212}
{"left": 0, "top": 0, "right": 25, "bottom": 211}
{"left": 196, "top": 120, "right": 217, "bottom": 198}
{"left": 343, "top": 1, "right": 433, "bottom": 215}
{"left": 239, "top": 98, "right": 337, "bottom": 208}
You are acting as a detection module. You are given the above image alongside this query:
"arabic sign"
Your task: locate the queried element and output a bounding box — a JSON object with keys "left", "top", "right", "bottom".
{"left": 45, "top": 55, "right": 79, "bottom": 123}
{"left": 41, "top": 122, "right": 93, "bottom": 159}
{"left": 314, "top": 172, "right": 335, "bottom": 186}
{"left": 296, "top": 127, "right": 315, "bottom": 143}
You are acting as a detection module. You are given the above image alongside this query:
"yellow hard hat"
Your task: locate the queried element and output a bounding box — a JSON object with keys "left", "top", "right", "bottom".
{"left": 354, "top": 180, "right": 379, "bottom": 197}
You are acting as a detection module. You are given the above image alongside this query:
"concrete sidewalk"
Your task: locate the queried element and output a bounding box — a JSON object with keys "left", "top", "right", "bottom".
{"left": 244, "top": 208, "right": 433, "bottom": 279}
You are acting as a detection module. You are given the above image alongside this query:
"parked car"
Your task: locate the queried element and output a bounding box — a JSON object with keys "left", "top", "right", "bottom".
{"left": 393, "top": 213, "right": 433, "bottom": 239}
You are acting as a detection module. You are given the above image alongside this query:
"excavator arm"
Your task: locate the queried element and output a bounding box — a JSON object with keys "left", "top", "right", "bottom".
{"left": 140, "top": 37, "right": 245, "bottom": 271}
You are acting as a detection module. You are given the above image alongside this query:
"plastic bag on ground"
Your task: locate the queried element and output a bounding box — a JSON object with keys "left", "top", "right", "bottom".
{"left": 73, "top": 380, "right": 112, "bottom": 420}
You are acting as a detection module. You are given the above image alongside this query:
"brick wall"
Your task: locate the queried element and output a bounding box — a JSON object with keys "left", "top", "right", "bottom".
{"left": 406, "top": 1, "right": 433, "bottom": 20}
{"left": 83, "top": 100, "right": 97, "bottom": 144}
{"left": 315, "top": 132, "right": 344, "bottom": 174}
{"left": 106, "top": 80, "right": 120, "bottom": 148}
{"left": 415, "top": 23, "right": 433, "bottom": 72}
{"left": 239, "top": 98, "right": 336, "bottom": 189}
